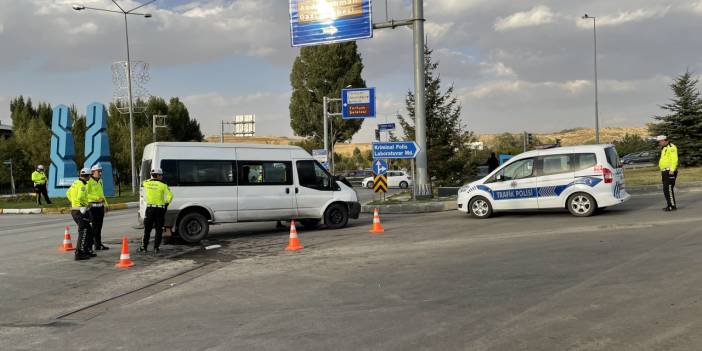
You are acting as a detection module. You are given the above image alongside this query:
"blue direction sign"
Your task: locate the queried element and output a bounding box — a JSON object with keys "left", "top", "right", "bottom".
{"left": 342, "top": 88, "right": 376, "bottom": 119}
{"left": 372, "top": 141, "right": 420, "bottom": 159}
{"left": 289, "top": 0, "right": 373, "bottom": 47}
{"left": 372, "top": 159, "right": 388, "bottom": 175}
{"left": 378, "top": 123, "right": 395, "bottom": 131}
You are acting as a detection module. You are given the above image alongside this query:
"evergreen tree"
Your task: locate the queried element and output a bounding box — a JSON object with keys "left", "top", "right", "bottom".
{"left": 166, "top": 97, "right": 203, "bottom": 142}
{"left": 650, "top": 71, "right": 702, "bottom": 166}
{"left": 289, "top": 42, "right": 366, "bottom": 148}
{"left": 397, "top": 45, "right": 475, "bottom": 186}
{"left": 613, "top": 133, "right": 654, "bottom": 157}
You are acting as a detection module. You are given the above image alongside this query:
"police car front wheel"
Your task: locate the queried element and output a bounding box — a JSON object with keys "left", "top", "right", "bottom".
{"left": 567, "top": 193, "right": 597, "bottom": 217}
{"left": 469, "top": 196, "right": 492, "bottom": 219}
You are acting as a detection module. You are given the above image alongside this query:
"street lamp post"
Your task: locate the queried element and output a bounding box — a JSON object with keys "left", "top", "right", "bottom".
{"left": 582, "top": 14, "right": 600, "bottom": 144}
{"left": 73, "top": 1, "right": 156, "bottom": 194}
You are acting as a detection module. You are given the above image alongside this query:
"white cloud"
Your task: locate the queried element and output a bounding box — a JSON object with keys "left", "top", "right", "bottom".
{"left": 560, "top": 80, "right": 591, "bottom": 94}
{"left": 495, "top": 6, "right": 555, "bottom": 31}
{"left": 68, "top": 22, "right": 98, "bottom": 35}
{"left": 694, "top": 2, "right": 702, "bottom": 14}
{"left": 577, "top": 7, "right": 670, "bottom": 28}
{"left": 182, "top": 92, "right": 292, "bottom": 137}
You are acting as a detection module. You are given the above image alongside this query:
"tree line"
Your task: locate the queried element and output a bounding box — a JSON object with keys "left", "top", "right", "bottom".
{"left": 0, "top": 96, "right": 203, "bottom": 194}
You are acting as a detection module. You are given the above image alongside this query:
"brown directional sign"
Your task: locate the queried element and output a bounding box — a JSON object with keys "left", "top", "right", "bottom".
{"left": 374, "top": 174, "right": 387, "bottom": 193}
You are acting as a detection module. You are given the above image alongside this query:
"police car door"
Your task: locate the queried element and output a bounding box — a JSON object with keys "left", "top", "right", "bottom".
{"left": 489, "top": 157, "right": 538, "bottom": 210}
{"left": 536, "top": 154, "right": 575, "bottom": 209}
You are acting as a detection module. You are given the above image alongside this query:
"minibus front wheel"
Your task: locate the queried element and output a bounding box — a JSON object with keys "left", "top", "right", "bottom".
{"left": 178, "top": 211, "right": 210, "bottom": 243}
{"left": 325, "top": 203, "right": 349, "bottom": 229}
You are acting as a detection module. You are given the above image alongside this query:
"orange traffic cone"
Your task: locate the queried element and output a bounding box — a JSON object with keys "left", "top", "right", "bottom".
{"left": 115, "top": 236, "right": 135, "bottom": 268}
{"left": 285, "top": 220, "right": 304, "bottom": 251}
{"left": 58, "top": 226, "right": 75, "bottom": 252}
{"left": 369, "top": 208, "right": 385, "bottom": 233}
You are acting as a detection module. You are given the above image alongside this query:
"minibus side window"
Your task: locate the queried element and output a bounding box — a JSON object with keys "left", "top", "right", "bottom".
{"left": 139, "top": 160, "right": 151, "bottom": 185}
{"left": 238, "top": 161, "right": 293, "bottom": 186}
{"left": 297, "top": 160, "right": 336, "bottom": 191}
{"left": 160, "top": 160, "right": 178, "bottom": 186}
{"left": 178, "top": 160, "right": 235, "bottom": 185}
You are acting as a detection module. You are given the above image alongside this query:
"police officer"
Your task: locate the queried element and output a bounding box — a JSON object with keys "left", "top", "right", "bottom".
{"left": 66, "top": 168, "right": 94, "bottom": 260}
{"left": 657, "top": 135, "right": 678, "bottom": 211}
{"left": 86, "top": 164, "right": 109, "bottom": 250}
{"left": 140, "top": 168, "right": 172, "bottom": 254}
{"left": 32, "top": 165, "right": 52, "bottom": 205}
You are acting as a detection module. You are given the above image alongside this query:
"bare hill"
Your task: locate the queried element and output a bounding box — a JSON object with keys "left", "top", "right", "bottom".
{"left": 478, "top": 127, "right": 648, "bottom": 147}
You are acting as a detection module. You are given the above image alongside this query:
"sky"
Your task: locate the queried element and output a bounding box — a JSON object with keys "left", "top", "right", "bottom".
{"left": 1, "top": 0, "right": 701, "bottom": 142}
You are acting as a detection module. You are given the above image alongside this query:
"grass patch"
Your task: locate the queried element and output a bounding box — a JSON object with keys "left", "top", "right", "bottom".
{"left": 625, "top": 166, "right": 702, "bottom": 186}
{"left": 0, "top": 194, "right": 139, "bottom": 209}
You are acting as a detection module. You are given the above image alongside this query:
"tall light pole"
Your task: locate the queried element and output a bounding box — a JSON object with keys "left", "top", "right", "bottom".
{"left": 73, "top": 1, "right": 156, "bottom": 194}
{"left": 582, "top": 14, "right": 600, "bottom": 144}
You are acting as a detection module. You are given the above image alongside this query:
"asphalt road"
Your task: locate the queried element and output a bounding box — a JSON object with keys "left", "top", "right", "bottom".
{"left": 2, "top": 190, "right": 702, "bottom": 350}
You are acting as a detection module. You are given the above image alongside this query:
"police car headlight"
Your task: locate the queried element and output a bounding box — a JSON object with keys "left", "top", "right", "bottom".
{"left": 458, "top": 186, "right": 469, "bottom": 194}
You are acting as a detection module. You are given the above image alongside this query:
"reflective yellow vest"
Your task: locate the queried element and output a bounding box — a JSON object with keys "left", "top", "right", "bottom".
{"left": 86, "top": 177, "right": 108, "bottom": 206}
{"left": 32, "top": 171, "right": 47, "bottom": 185}
{"left": 143, "top": 179, "right": 173, "bottom": 206}
{"left": 659, "top": 143, "right": 678, "bottom": 172}
{"left": 66, "top": 179, "right": 88, "bottom": 208}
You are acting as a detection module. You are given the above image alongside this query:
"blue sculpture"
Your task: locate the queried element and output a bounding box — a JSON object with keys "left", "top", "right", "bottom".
{"left": 84, "top": 103, "right": 115, "bottom": 196}
{"left": 48, "top": 105, "right": 79, "bottom": 197}
{"left": 48, "top": 103, "right": 116, "bottom": 198}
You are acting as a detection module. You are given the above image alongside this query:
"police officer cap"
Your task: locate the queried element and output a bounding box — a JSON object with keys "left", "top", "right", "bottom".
{"left": 37, "top": 165, "right": 44, "bottom": 170}
{"left": 90, "top": 164, "right": 103, "bottom": 172}
{"left": 151, "top": 168, "right": 163, "bottom": 175}
{"left": 79, "top": 168, "right": 90, "bottom": 175}
{"left": 655, "top": 135, "right": 667, "bottom": 141}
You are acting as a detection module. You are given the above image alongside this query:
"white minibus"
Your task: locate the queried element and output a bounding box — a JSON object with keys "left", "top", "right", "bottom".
{"left": 139, "top": 143, "right": 360, "bottom": 242}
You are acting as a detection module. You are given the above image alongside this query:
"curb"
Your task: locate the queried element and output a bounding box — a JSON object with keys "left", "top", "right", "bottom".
{"left": 0, "top": 202, "right": 139, "bottom": 215}
{"left": 626, "top": 182, "right": 702, "bottom": 194}
{"left": 362, "top": 200, "right": 456, "bottom": 214}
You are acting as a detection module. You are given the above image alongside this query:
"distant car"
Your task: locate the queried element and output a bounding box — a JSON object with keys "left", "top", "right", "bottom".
{"left": 621, "top": 150, "right": 657, "bottom": 165}
{"left": 362, "top": 170, "right": 412, "bottom": 189}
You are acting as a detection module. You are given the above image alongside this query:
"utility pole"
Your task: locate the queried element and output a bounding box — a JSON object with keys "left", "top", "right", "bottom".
{"left": 323, "top": 96, "right": 342, "bottom": 168}
{"left": 220, "top": 120, "right": 236, "bottom": 143}
{"left": 583, "top": 14, "right": 600, "bottom": 144}
{"left": 373, "top": 0, "right": 430, "bottom": 197}
{"left": 152, "top": 114, "right": 167, "bottom": 143}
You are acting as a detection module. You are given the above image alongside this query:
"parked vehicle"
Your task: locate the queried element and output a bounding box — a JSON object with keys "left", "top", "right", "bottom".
{"left": 139, "top": 142, "right": 361, "bottom": 243}
{"left": 361, "top": 170, "right": 412, "bottom": 189}
{"left": 457, "top": 145, "right": 630, "bottom": 218}
{"left": 621, "top": 150, "right": 657, "bottom": 165}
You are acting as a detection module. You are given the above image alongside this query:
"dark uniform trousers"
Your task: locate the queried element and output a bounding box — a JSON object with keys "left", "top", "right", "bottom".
{"left": 143, "top": 207, "right": 166, "bottom": 249}
{"left": 662, "top": 170, "right": 678, "bottom": 209}
{"left": 89, "top": 206, "right": 105, "bottom": 249}
{"left": 71, "top": 210, "right": 93, "bottom": 254}
{"left": 35, "top": 184, "right": 51, "bottom": 205}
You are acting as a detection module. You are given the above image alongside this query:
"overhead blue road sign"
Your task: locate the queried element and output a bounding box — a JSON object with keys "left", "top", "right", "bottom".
{"left": 377, "top": 123, "right": 395, "bottom": 131}
{"left": 372, "top": 141, "right": 420, "bottom": 159}
{"left": 342, "top": 88, "right": 376, "bottom": 119}
{"left": 289, "top": 0, "right": 373, "bottom": 47}
{"left": 373, "top": 159, "right": 388, "bottom": 175}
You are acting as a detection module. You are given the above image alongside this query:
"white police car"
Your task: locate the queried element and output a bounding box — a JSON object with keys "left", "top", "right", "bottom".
{"left": 458, "top": 145, "right": 630, "bottom": 218}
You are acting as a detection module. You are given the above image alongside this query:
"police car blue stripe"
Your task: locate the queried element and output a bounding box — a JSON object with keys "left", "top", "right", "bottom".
{"left": 475, "top": 176, "right": 603, "bottom": 200}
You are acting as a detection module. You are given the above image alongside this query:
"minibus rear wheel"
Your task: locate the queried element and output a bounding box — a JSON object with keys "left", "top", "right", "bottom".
{"left": 325, "top": 203, "right": 349, "bottom": 229}
{"left": 178, "top": 212, "right": 209, "bottom": 243}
